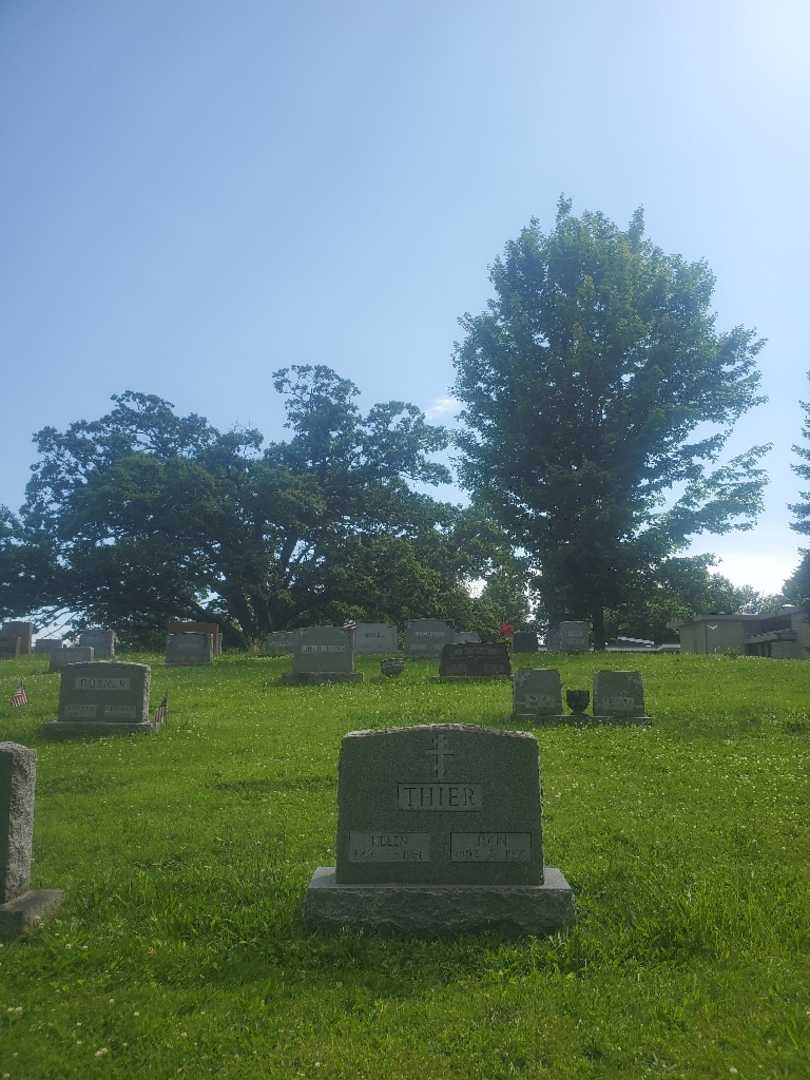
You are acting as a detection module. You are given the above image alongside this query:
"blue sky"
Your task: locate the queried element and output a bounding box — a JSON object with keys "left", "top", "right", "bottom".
{"left": 2, "top": 0, "right": 809, "bottom": 593}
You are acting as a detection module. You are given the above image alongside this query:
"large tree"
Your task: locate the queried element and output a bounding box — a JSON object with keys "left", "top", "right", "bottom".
{"left": 10, "top": 370, "right": 490, "bottom": 644}
{"left": 453, "top": 198, "right": 770, "bottom": 647}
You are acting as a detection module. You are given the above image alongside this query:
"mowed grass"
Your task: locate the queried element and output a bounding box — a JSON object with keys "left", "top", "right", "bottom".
{"left": 0, "top": 651, "right": 809, "bottom": 1080}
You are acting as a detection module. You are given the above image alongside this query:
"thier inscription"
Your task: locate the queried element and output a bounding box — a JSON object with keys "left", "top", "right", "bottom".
{"left": 74, "top": 677, "right": 131, "bottom": 691}
{"left": 396, "top": 783, "right": 482, "bottom": 811}
{"left": 64, "top": 703, "right": 98, "bottom": 718}
{"left": 348, "top": 832, "right": 431, "bottom": 862}
{"left": 103, "top": 704, "right": 137, "bottom": 719}
{"left": 450, "top": 832, "right": 532, "bottom": 862}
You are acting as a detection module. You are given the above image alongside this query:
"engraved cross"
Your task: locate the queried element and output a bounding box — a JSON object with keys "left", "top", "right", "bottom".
{"left": 426, "top": 732, "right": 454, "bottom": 778}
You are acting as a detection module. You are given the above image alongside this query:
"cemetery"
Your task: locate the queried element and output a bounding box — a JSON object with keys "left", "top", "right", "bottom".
{"left": 0, "top": 645, "right": 807, "bottom": 1077}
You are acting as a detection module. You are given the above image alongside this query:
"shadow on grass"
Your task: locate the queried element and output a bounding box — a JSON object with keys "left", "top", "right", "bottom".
{"left": 213, "top": 776, "right": 335, "bottom": 794}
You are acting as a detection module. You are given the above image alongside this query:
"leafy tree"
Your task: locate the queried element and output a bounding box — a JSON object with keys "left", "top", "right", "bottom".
{"left": 12, "top": 372, "right": 484, "bottom": 644}
{"left": 452, "top": 197, "right": 770, "bottom": 647}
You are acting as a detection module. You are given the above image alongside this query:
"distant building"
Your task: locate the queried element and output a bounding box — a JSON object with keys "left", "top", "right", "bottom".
{"left": 677, "top": 608, "right": 809, "bottom": 658}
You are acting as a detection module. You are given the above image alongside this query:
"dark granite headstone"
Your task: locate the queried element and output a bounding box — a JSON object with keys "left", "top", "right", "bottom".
{"left": 2, "top": 623, "right": 32, "bottom": 655}
{"left": 404, "top": 619, "right": 455, "bottom": 658}
{"left": 78, "top": 629, "right": 116, "bottom": 659}
{"left": 44, "top": 661, "right": 159, "bottom": 738}
{"left": 435, "top": 642, "right": 511, "bottom": 680}
{"left": 512, "top": 630, "right": 538, "bottom": 654}
{"left": 165, "top": 632, "right": 213, "bottom": 666}
{"left": 0, "top": 636, "right": 21, "bottom": 661}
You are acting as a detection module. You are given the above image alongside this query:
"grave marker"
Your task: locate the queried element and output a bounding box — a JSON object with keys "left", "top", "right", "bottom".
{"left": 592, "top": 670, "right": 649, "bottom": 723}
{"left": 165, "top": 632, "right": 213, "bottom": 667}
{"left": 34, "top": 639, "right": 63, "bottom": 656}
{"left": 0, "top": 743, "right": 63, "bottom": 937}
{"left": 78, "top": 629, "right": 117, "bottom": 659}
{"left": 433, "top": 642, "right": 511, "bottom": 681}
{"left": 281, "top": 625, "right": 362, "bottom": 684}
{"left": 167, "top": 621, "right": 222, "bottom": 656}
{"left": 304, "top": 724, "right": 574, "bottom": 934}
{"left": 512, "top": 669, "right": 563, "bottom": 721}
{"left": 2, "top": 622, "right": 33, "bottom": 655}
{"left": 404, "top": 618, "right": 455, "bottom": 658}
{"left": 49, "top": 646, "right": 94, "bottom": 673}
{"left": 353, "top": 623, "right": 399, "bottom": 654}
{"left": 44, "top": 661, "right": 159, "bottom": 738}
{"left": 0, "top": 635, "right": 21, "bottom": 661}
{"left": 512, "top": 630, "right": 538, "bottom": 654}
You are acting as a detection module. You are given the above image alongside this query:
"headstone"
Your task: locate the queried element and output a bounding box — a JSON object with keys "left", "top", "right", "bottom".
{"left": 304, "top": 724, "right": 575, "bottom": 935}
{"left": 560, "top": 621, "right": 590, "bottom": 652}
{"left": 34, "top": 639, "right": 63, "bottom": 656}
{"left": 167, "top": 621, "right": 222, "bottom": 656}
{"left": 0, "top": 635, "right": 21, "bottom": 661}
{"left": 0, "top": 743, "right": 63, "bottom": 936}
{"left": 592, "top": 671, "right": 649, "bottom": 723}
{"left": 404, "top": 618, "right": 455, "bottom": 658}
{"left": 43, "top": 662, "right": 159, "bottom": 738}
{"left": 165, "top": 632, "right": 213, "bottom": 667}
{"left": 453, "top": 631, "right": 481, "bottom": 644}
{"left": 433, "top": 642, "right": 511, "bottom": 681}
{"left": 265, "top": 630, "right": 301, "bottom": 655}
{"left": 512, "top": 630, "right": 538, "bottom": 654}
{"left": 353, "top": 623, "right": 400, "bottom": 654}
{"left": 78, "top": 629, "right": 116, "bottom": 659}
{"left": 512, "top": 669, "right": 563, "bottom": 721}
{"left": 2, "top": 622, "right": 33, "bottom": 655}
{"left": 281, "top": 625, "right": 362, "bottom": 684}
{"left": 49, "top": 646, "right": 94, "bottom": 673}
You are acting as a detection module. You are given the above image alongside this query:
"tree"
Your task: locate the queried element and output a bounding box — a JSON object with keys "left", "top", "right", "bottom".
{"left": 452, "top": 197, "right": 770, "bottom": 647}
{"left": 12, "top": 372, "right": 487, "bottom": 644}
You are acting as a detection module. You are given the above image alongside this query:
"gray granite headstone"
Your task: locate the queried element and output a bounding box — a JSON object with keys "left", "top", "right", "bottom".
{"left": 404, "top": 619, "right": 455, "bottom": 658}
{"left": 558, "top": 621, "right": 590, "bottom": 653}
{"left": 0, "top": 635, "right": 21, "bottom": 660}
{"left": 435, "top": 642, "right": 511, "bottom": 680}
{"left": 281, "top": 626, "right": 362, "bottom": 684}
{"left": 353, "top": 623, "right": 399, "bottom": 654}
{"left": 304, "top": 724, "right": 574, "bottom": 934}
{"left": 265, "top": 630, "right": 301, "bottom": 655}
{"left": 512, "top": 630, "right": 538, "bottom": 653}
{"left": 512, "top": 669, "right": 562, "bottom": 720}
{"left": 165, "top": 632, "right": 213, "bottom": 667}
{"left": 0, "top": 743, "right": 63, "bottom": 937}
{"left": 78, "top": 629, "right": 116, "bottom": 659}
{"left": 592, "top": 670, "right": 649, "bottom": 722}
{"left": 453, "top": 631, "right": 481, "bottom": 644}
{"left": 2, "top": 622, "right": 33, "bottom": 655}
{"left": 49, "top": 646, "right": 94, "bottom": 673}
{"left": 34, "top": 639, "right": 63, "bottom": 656}
{"left": 43, "top": 662, "right": 158, "bottom": 738}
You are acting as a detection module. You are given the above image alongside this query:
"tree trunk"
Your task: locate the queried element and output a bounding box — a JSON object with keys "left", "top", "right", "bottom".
{"left": 591, "top": 605, "right": 606, "bottom": 651}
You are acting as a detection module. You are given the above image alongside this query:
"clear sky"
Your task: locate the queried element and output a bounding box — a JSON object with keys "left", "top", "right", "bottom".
{"left": 2, "top": 0, "right": 809, "bottom": 593}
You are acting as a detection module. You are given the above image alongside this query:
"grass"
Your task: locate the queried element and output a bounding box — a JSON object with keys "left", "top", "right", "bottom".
{"left": 0, "top": 650, "right": 809, "bottom": 1079}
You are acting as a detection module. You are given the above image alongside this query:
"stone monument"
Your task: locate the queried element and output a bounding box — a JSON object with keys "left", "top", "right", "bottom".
{"left": 453, "top": 631, "right": 482, "bottom": 644}
{"left": 433, "top": 642, "right": 511, "bottom": 681}
{"left": 281, "top": 625, "right": 362, "bottom": 685}
{"left": 552, "top": 621, "right": 590, "bottom": 653}
{"left": 304, "top": 723, "right": 575, "bottom": 935}
{"left": 265, "top": 630, "right": 301, "bottom": 655}
{"left": 353, "top": 623, "right": 399, "bottom": 654}
{"left": 167, "top": 621, "right": 222, "bottom": 656}
{"left": 2, "top": 622, "right": 33, "bottom": 655}
{"left": 78, "top": 629, "right": 117, "bottom": 659}
{"left": 49, "top": 646, "right": 94, "bottom": 673}
{"left": 592, "top": 670, "right": 650, "bottom": 724}
{"left": 404, "top": 618, "right": 456, "bottom": 659}
{"left": 165, "top": 632, "right": 213, "bottom": 667}
{"left": 512, "top": 630, "right": 538, "bottom": 654}
{"left": 512, "top": 669, "right": 563, "bottom": 721}
{"left": 34, "top": 639, "right": 63, "bottom": 656}
{"left": 0, "top": 743, "right": 63, "bottom": 937}
{"left": 0, "top": 635, "right": 21, "bottom": 661}
{"left": 44, "top": 661, "right": 159, "bottom": 738}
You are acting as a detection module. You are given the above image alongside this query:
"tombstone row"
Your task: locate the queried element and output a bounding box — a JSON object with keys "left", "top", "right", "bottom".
{"left": 513, "top": 669, "right": 649, "bottom": 723}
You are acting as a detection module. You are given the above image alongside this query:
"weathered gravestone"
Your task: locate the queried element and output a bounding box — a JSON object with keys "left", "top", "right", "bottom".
{"left": 433, "top": 642, "right": 511, "bottom": 681}
{"left": 404, "top": 618, "right": 455, "bottom": 659}
{"left": 49, "top": 646, "right": 94, "bottom": 673}
{"left": 454, "top": 631, "right": 481, "bottom": 644}
{"left": 512, "top": 669, "right": 563, "bottom": 721}
{"left": 2, "top": 622, "right": 33, "bottom": 655}
{"left": 512, "top": 630, "right": 538, "bottom": 654}
{"left": 354, "top": 623, "right": 400, "bottom": 654}
{"left": 0, "top": 743, "right": 63, "bottom": 937}
{"left": 281, "top": 625, "right": 362, "bottom": 685}
{"left": 78, "top": 629, "right": 116, "bottom": 659}
{"left": 592, "top": 670, "right": 650, "bottom": 724}
{"left": 548, "top": 621, "right": 590, "bottom": 653}
{"left": 304, "top": 724, "right": 575, "bottom": 935}
{"left": 167, "top": 621, "right": 222, "bottom": 656}
{"left": 44, "top": 661, "right": 159, "bottom": 738}
{"left": 265, "top": 630, "right": 301, "bottom": 656}
{"left": 165, "top": 632, "right": 213, "bottom": 667}
{"left": 34, "top": 639, "right": 63, "bottom": 656}
{"left": 0, "top": 635, "right": 21, "bottom": 661}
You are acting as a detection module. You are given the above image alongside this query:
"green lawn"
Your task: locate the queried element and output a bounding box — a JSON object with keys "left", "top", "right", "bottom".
{"left": 1, "top": 652, "right": 809, "bottom": 1079}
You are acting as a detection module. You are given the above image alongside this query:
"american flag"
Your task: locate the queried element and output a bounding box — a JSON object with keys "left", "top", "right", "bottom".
{"left": 10, "top": 681, "right": 28, "bottom": 707}
{"left": 153, "top": 695, "right": 168, "bottom": 727}
{"left": 342, "top": 620, "right": 358, "bottom": 633}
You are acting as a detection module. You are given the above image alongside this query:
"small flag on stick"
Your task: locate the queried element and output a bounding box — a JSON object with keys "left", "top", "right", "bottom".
{"left": 153, "top": 694, "right": 168, "bottom": 727}
{"left": 10, "top": 680, "right": 28, "bottom": 707}
{"left": 342, "top": 620, "right": 358, "bottom": 633}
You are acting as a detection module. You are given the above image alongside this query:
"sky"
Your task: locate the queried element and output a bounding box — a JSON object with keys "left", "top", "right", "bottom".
{"left": 2, "top": 0, "right": 809, "bottom": 594}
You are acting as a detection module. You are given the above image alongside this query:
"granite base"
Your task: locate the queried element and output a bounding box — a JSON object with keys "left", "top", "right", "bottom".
{"left": 431, "top": 675, "right": 512, "bottom": 683}
{"left": 43, "top": 719, "right": 162, "bottom": 739}
{"left": 0, "top": 889, "right": 64, "bottom": 938}
{"left": 280, "top": 672, "right": 364, "bottom": 685}
{"left": 303, "top": 866, "right": 575, "bottom": 936}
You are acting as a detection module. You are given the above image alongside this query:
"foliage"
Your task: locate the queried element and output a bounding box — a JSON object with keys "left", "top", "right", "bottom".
{"left": 453, "top": 197, "right": 770, "bottom": 646}
{"left": 9, "top": 374, "right": 491, "bottom": 643}
{"left": 1, "top": 650, "right": 809, "bottom": 1078}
